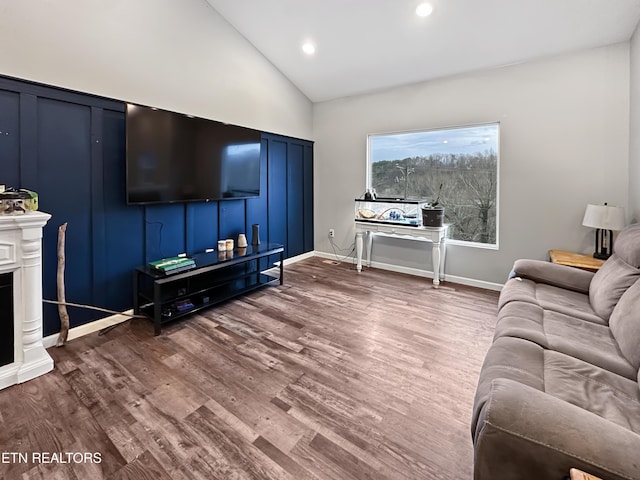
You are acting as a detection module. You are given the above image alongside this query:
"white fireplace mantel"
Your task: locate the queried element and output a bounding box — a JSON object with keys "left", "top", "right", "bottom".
{"left": 0, "top": 211, "right": 53, "bottom": 389}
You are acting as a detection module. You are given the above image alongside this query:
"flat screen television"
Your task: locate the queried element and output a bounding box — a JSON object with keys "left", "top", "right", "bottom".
{"left": 126, "top": 104, "right": 261, "bottom": 205}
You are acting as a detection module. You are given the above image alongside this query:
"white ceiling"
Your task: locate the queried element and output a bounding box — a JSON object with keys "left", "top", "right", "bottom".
{"left": 206, "top": 0, "right": 640, "bottom": 103}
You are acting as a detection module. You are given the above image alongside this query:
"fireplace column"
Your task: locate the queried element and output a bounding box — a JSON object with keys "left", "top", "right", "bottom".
{"left": 0, "top": 212, "right": 53, "bottom": 390}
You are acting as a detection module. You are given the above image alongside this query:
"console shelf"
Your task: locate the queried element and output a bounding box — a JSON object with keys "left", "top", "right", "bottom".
{"left": 133, "top": 243, "right": 284, "bottom": 335}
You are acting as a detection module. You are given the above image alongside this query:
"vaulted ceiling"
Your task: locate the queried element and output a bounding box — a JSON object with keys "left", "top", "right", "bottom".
{"left": 206, "top": 0, "right": 640, "bottom": 102}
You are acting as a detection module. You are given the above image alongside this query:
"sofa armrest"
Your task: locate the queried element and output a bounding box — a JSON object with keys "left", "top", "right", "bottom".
{"left": 474, "top": 378, "right": 640, "bottom": 480}
{"left": 511, "top": 259, "right": 594, "bottom": 294}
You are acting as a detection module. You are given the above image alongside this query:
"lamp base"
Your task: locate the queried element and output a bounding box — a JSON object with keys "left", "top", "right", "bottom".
{"left": 593, "top": 228, "right": 613, "bottom": 260}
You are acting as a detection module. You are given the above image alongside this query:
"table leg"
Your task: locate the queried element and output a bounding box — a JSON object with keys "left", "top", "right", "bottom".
{"left": 365, "top": 231, "right": 373, "bottom": 268}
{"left": 133, "top": 271, "right": 140, "bottom": 315}
{"left": 153, "top": 283, "right": 162, "bottom": 336}
{"left": 432, "top": 239, "right": 441, "bottom": 288}
{"left": 440, "top": 237, "right": 447, "bottom": 283}
{"left": 356, "top": 231, "right": 363, "bottom": 272}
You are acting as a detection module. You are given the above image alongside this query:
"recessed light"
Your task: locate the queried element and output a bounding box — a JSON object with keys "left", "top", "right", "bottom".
{"left": 416, "top": 3, "right": 433, "bottom": 17}
{"left": 302, "top": 43, "right": 316, "bottom": 55}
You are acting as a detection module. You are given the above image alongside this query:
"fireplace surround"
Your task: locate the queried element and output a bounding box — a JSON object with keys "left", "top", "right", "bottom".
{"left": 0, "top": 211, "right": 53, "bottom": 389}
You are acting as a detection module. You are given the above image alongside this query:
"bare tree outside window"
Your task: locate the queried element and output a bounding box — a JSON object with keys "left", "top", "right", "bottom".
{"left": 368, "top": 123, "right": 499, "bottom": 246}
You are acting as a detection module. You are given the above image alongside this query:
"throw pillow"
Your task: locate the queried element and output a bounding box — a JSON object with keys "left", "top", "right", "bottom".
{"left": 589, "top": 255, "right": 640, "bottom": 321}
{"left": 613, "top": 224, "right": 640, "bottom": 268}
{"left": 609, "top": 279, "right": 640, "bottom": 370}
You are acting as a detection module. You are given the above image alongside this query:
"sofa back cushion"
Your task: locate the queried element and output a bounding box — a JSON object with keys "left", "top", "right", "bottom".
{"left": 609, "top": 279, "right": 640, "bottom": 370}
{"left": 590, "top": 257, "right": 640, "bottom": 320}
{"left": 589, "top": 224, "right": 640, "bottom": 320}
{"left": 615, "top": 224, "right": 640, "bottom": 267}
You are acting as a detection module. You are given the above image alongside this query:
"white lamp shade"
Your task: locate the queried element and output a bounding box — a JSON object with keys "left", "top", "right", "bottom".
{"left": 582, "top": 204, "right": 626, "bottom": 230}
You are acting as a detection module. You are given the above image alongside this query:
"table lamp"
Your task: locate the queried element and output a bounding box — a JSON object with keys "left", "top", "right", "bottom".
{"left": 582, "top": 203, "right": 626, "bottom": 259}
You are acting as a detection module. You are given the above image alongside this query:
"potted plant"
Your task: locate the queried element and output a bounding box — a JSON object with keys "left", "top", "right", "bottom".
{"left": 421, "top": 183, "right": 445, "bottom": 227}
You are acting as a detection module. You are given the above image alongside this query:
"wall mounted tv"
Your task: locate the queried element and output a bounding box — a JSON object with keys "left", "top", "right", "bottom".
{"left": 126, "top": 104, "right": 262, "bottom": 205}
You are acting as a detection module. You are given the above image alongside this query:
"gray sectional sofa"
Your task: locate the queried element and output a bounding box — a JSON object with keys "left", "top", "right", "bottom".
{"left": 472, "top": 224, "right": 640, "bottom": 480}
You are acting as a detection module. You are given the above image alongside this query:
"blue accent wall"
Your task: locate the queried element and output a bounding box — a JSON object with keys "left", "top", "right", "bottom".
{"left": 0, "top": 75, "right": 313, "bottom": 336}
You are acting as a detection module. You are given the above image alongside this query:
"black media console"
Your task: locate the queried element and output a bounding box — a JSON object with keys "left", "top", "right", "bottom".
{"left": 133, "top": 243, "right": 284, "bottom": 335}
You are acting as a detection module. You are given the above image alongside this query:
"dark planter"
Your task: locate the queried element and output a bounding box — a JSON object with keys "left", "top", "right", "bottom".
{"left": 422, "top": 206, "right": 445, "bottom": 227}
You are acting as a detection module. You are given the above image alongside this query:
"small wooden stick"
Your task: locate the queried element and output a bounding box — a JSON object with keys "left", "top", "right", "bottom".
{"left": 55, "top": 223, "right": 70, "bottom": 347}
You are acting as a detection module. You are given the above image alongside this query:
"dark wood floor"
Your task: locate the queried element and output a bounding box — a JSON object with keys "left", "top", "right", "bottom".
{"left": 0, "top": 257, "right": 499, "bottom": 480}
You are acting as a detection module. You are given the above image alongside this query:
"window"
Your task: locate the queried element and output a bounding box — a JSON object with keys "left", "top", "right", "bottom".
{"left": 368, "top": 123, "right": 499, "bottom": 246}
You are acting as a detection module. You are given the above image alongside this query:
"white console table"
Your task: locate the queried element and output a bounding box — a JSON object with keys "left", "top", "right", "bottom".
{"left": 355, "top": 221, "right": 448, "bottom": 288}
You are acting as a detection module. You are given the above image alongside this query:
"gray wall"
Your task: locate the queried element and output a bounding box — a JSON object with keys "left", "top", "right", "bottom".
{"left": 313, "top": 44, "right": 630, "bottom": 287}
{"left": 0, "top": 0, "right": 313, "bottom": 140}
{"left": 630, "top": 22, "right": 640, "bottom": 224}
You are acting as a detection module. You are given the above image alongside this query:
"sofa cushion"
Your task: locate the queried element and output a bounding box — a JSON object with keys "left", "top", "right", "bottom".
{"left": 475, "top": 349, "right": 640, "bottom": 439}
{"left": 536, "top": 284, "right": 604, "bottom": 324}
{"left": 589, "top": 255, "right": 640, "bottom": 321}
{"left": 473, "top": 339, "right": 640, "bottom": 480}
{"left": 474, "top": 378, "right": 640, "bottom": 480}
{"left": 609, "top": 279, "right": 640, "bottom": 370}
{"left": 500, "top": 277, "right": 604, "bottom": 325}
{"left": 471, "top": 336, "right": 545, "bottom": 440}
{"left": 543, "top": 350, "right": 640, "bottom": 433}
{"left": 494, "top": 301, "right": 636, "bottom": 379}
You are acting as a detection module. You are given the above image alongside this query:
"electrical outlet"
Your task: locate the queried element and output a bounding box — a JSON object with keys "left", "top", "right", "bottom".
{"left": 329, "top": 228, "right": 335, "bottom": 238}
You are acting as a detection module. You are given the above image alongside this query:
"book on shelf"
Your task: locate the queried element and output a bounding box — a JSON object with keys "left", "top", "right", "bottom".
{"left": 149, "top": 256, "right": 196, "bottom": 274}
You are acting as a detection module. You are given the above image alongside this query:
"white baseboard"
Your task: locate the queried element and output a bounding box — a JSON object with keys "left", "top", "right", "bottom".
{"left": 438, "top": 272, "right": 503, "bottom": 291}
{"left": 313, "top": 250, "right": 503, "bottom": 291}
{"left": 42, "top": 310, "right": 133, "bottom": 349}
{"left": 282, "top": 251, "right": 316, "bottom": 266}
{"left": 267, "top": 251, "right": 316, "bottom": 273}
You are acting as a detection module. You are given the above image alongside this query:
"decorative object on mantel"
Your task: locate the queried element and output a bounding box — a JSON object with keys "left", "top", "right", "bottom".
{"left": 421, "top": 183, "right": 445, "bottom": 227}
{"left": 582, "top": 202, "right": 626, "bottom": 259}
{"left": 0, "top": 187, "right": 39, "bottom": 215}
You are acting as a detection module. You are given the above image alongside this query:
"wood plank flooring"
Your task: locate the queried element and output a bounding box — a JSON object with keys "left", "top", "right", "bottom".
{"left": 0, "top": 257, "right": 499, "bottom": 480}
